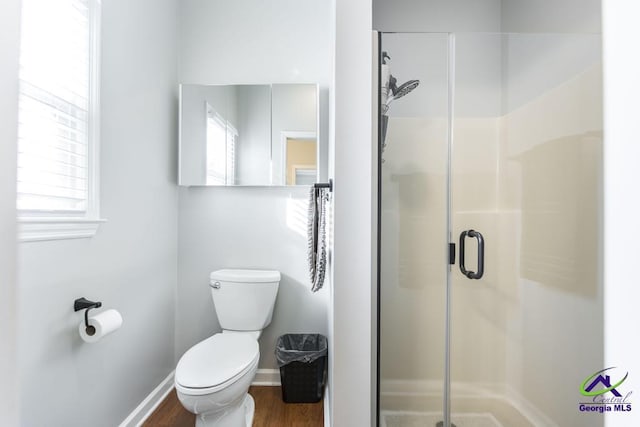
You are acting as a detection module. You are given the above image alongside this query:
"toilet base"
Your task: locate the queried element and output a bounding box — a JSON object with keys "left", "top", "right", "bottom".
{"left": 192, "top": 393, "right": 255, "bottom": 427}
{"left": 244, "top": 394, "right": 255, "bottom": 426}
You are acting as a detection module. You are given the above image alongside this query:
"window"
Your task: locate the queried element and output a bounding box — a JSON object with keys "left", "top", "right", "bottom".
{"left": 294, "top": 169, "right": 317, "bottom": 186}
{"left": 16, "top": 0, "right": 103, "bottom": 241}
{"left": 206, "top": 103, "right": 238, "bottom": 185}
{"left": 226, "top": 124, "right": 238, "bottom": 185}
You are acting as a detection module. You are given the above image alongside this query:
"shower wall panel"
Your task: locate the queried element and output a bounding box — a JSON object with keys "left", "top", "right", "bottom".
{"left": 498, "top": 33, "right": 603, "bottom": 427}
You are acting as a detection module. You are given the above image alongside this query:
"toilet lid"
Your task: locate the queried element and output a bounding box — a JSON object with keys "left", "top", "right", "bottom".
{"left": 176, "top": 334, "right": 259, "bottom": 389}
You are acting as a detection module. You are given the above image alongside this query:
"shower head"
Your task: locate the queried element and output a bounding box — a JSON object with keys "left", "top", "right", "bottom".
{"left": 388, "top": 75, "right": 420, "bottom": 100}
{"left": 385, "top": 78, "right": 420, "bottom": 110}
{"left": 380, "top": 69, "right": 420, "bottom": 162}
{"left": 386, "top": 75, "right": 420, "bottom": 110}
{"left": 393, "top": 79, "right": 420, "bottom": 99}
{"left": 380, "top": 75, "right": 420, "bottom": 156}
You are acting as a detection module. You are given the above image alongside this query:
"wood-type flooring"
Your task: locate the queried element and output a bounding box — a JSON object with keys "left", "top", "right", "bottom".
{"left": 143, "top": 386, "right": 323, "bottom": 427}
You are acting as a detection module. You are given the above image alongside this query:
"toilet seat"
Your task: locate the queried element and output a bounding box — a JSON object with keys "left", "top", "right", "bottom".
{"left": 176, "top": 333, "right": 259, "bottom": 396}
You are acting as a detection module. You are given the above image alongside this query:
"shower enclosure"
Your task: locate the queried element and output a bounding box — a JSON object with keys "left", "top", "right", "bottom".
{"left": 377, "top": 31, "right": 603, "bottom": 427}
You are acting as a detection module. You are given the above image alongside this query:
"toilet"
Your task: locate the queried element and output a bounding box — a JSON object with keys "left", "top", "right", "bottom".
{"left": 175, "top": 269, "right": 281, "bottom": 427}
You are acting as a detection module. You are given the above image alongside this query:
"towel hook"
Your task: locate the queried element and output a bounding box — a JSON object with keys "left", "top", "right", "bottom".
{"left": 313, "top": 179, "right": 333, "bottom": 192}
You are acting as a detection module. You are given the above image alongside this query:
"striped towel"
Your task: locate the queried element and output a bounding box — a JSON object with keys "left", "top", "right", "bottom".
{"left": 308, "top": 186, "right": 328, "bottom": 292}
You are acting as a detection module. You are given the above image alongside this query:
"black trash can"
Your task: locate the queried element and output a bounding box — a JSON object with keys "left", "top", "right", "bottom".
{"left": 275, "top": 334, "right": 328, "bottom": 403}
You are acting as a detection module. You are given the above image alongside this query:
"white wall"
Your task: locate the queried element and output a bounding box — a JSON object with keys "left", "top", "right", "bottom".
{"left": 176, "top": 0, "right": 332, "bottom": 372}
{"left": 374, "top": 0, "right": 501, "bottom": 33}
{"left": 332, "top": 0, "right": 375, "bottom": 425}
{"left": 178, "top": 0, "right": 332, "bottom": 85}
{"left": 16, "top": 0, "right": 179, "bottom": 425}
{"left": 501, "top": 0, "right": 601, "bottom": 33}
{"left": 177, "top": 187, "right": 329, "bottom": 369}
{"left": 603, "top": 2, "right": 640, "bottom": 426}
{"left": 374, "top": 0, "right": 601, "bottom": 34}
{"left": 0, "top": 0, "right": 20, "bottom": 424}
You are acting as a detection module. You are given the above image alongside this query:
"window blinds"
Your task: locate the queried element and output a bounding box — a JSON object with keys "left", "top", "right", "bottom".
{"left": 226, "top": 124, "right": 238, "bottom": 185}
{"left": 206, "top": 113, "right": 227, "bottom": 186}
{"left": 206, "top": 104, "right": 238, "bottom": 186}
{"left": 17, "top": 0, "right": 91, "bottom": 214}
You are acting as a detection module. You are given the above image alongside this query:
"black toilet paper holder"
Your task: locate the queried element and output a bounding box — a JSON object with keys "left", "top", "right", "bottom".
{"left": 74, "top": 297, "right": 102, "bottom": 335}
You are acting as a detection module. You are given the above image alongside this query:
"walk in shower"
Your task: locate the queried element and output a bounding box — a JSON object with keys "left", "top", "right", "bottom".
{"left": 377, "top": 30, "right": 603, "bottom": 427}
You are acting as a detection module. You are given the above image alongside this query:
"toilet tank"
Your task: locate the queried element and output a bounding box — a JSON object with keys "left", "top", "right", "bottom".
{"left": 209, "top": 269, "right": 280, "bottom": 331}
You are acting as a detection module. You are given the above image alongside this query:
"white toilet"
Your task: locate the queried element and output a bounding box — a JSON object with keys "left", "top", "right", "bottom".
{"left": 175, "top": 269, "right": 281, "bottom": 427}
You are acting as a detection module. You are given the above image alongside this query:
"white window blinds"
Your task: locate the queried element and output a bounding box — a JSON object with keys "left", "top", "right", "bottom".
{"left": 206, "top": 111, "right": 227, "bottom": 186}
{"left": 206, "top": 104, "right": 238, "bottom": 186}
{"left": 17, "top": 0, "right": 93, "bottom": 214}
{"left": 226, "top": 124, "right": 238, "bottom": 185}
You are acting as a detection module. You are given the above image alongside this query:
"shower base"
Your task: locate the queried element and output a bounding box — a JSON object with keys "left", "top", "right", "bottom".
{"left": 379, "top": 380, "right": 554, "bottom": 427}
{"left": 382, "top": 412, "right": 501, "bottom": 427}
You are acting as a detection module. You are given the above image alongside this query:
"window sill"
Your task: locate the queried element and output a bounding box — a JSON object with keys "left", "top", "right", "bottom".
{"left": 18, "top": 218, "right": 107, "bottom": 243}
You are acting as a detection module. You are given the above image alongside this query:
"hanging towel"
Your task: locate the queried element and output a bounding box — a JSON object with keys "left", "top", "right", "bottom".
{"left": 308, "top": 186, "right": 328, "bottom": 292}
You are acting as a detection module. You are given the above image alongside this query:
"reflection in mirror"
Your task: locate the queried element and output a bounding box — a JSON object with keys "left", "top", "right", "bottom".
{"left": 205, "top": 103, "right": 237, "bottom": 185}
{"left": 271, "top": 84, "right": 318, "bottom": 186}
{"left": 179, "top": 83, "right": 319, "bottom": 186}
{"left": 283, "top": 133, "right": 317, "bottom": 185}
{"left": 179, "top": 84, "right": 271, "bottom": 186}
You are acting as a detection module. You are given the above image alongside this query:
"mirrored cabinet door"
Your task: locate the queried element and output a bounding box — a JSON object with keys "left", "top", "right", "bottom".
{"left": 178, "top": 83, "right": 320, "bottom": 186}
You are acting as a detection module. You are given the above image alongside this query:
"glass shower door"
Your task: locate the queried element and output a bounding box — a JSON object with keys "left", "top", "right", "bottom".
{"left": 379, "top": 30, "right": 604, "bottom": 427}
{"left": 378, "top": 32, "right": 452, "bottom": 426}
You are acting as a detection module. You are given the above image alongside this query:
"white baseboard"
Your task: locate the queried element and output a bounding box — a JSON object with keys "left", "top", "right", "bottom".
{"left": 119, "top": 371, "right": 175, "bottom": 427}
{"left": 252, "top": 368, "right": 281, "bottom": 386}
{"left": 324, "top": 383, "right": 331, "bottom": 427}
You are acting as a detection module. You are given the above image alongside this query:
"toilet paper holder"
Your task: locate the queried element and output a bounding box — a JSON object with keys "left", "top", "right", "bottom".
{"left": 74, "top": 297, "right": 102, "bottom": 335}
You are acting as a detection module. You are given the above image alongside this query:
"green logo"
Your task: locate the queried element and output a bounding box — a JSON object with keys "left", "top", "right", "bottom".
{"left": 580, "top": 367, "right": 628, "bottom": 397}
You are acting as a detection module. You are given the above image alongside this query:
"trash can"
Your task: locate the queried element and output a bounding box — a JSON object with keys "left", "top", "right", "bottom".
{"left": 275, "top": 334, "right": 328, "bottom": 403}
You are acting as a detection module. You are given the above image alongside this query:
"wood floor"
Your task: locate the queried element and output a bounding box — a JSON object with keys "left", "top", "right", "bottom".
{"left": 143, "top": 386, "right": 323, "bottom": 427}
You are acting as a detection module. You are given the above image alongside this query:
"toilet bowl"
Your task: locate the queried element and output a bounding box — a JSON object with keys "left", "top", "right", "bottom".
{"left": 174, "top": 269, "right": 280, "bottom": 427}
{"left": 176, "top": 333, "right": 260, "bottom": 427}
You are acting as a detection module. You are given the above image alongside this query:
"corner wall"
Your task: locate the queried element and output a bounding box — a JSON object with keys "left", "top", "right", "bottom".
{"left": 373, "top": 0, "right": 501, "bottom": 33}
{"left": 332, "top": 0, "right": 376, "bottom": 425}
{"left": 0, "top": 0, "right": 21, "bottom": 424}
{"left": 603, "top": 1, "right": 640, "bottom": 426}
{"left": 176, "top": 0, "right": 332, "bottom": 371}
{"left": 16, "top": 0, "right": 179, "bottom": 425}
{"left": 501, "top": 0, "right": 601, "bottom": 33}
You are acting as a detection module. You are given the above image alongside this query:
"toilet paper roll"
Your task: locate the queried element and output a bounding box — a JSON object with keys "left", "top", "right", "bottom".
{"left": 79, "top": 309, "right": 123, "bottom": 343}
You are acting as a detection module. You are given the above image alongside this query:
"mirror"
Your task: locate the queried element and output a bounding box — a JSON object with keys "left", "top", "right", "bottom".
{"left": 179, "top": 83, "right": 319, "bottom": 186}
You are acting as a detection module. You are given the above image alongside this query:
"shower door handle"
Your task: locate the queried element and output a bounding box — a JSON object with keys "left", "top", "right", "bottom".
{"left": 459, "top": 230, "right": 484, "bottom": 279}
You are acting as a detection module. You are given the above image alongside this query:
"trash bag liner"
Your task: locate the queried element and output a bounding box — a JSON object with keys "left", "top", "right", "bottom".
{"left": 275, "top": 334, "right": 327, "bottom": 367}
